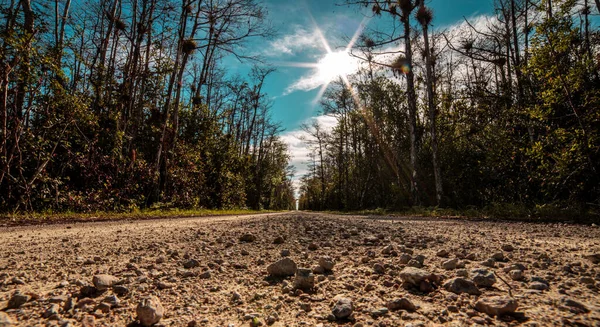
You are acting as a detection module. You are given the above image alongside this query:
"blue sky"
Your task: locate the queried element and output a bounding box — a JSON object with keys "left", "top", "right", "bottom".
{"left": 259, "top": 0, "right": 494, "bottom": 131}
{"left": 230, "top": 0, "right": 497, "bottom": 187}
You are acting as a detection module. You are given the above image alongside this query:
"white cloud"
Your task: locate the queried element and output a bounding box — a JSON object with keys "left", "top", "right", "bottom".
{"left": 280, "top": 115, "right": 338, "bottom": 196}
{"left": 265, "top": 26, "right": 323, "bottom": 57}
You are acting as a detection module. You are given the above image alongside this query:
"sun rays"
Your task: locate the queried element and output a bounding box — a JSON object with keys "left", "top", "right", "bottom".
{"left": 277, "top": 13, "right": 369, "bottom": 104}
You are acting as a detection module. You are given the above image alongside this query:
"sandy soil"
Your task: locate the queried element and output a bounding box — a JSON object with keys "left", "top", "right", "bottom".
{"left": 0, "top": 212, "right": 599, "bottom": 327}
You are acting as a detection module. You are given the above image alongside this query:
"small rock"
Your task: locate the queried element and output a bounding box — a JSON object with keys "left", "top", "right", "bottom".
{"left": 332, "top": 297, "right": 353, "bottom": 320}
{"left": 560, "top": 297, "right": 589, "bottom": 313}
{"left": 280, "top": 249, "right": 291, "bottom": 257}
{"left": 471, "top": 268, "right": 496, "bottom": 288}
{"left": 407, "top": 259, "right": 423, "bottom": 268}
{"left": 308, "top": 243, "right": 318, "bottom": 251}
{"left": 436, "top": 249, "right": 449, "bottom": 258}
{"left": 442, "top": 258, "right": 458, "bottom": 270}
{"left": 382, "top": 245, "right": 394, "bottom": 255}
{"left": 580, "top": 276, "right": 595, "bottom": 285}
{"left": 136, "top": 296, "right": 164, "bottom": 327}
{"left": 443, "top": 277, "right": 481, "bottom": 295}
{"left": 386, "top": 298, "right": 416, "bottom": 312}
{"left": 475, "top": 296, "right": 518, "bottom": 316}
{"left": 300, "top": 302, "right": 312, "bottom": 312}
{"left": 113, "top": 285, "right": 129, "bottom": 296}
{"left": 293, "top": 268, "right": 315, "bottom": 290}
{"left": 92, "top": 274, "right": 119, "bottom": 291}
{"left": 583, "top": 253, "right": 600, "bottom": 264}
{"left": 371, "top": 307, "right": 389, "bottom": 318}
{"left": 501, "top": 244, "right": 514, "bottom": 252}
{"left": 318, "top": 256, "right": 335, "bottom": 271}
{"left": 239, "top": 233, "right": 256, "bottom": 242}
{"left": 231, "top": 291, "right": 242, "bottom": 302}
{"left": 455, "top": 269, "right": 468, "bottom": 277}
{"left": 96, "top": 302, "right": 111, "bottom": 313}
{"left": 491, "top": 252, "right": 505, "bottom": 262}
{"left": 267, "top": 258, "right": 297, "bottom": 277}
{"left": 313, "top": 265, "right": 325, "bottom": 274}
{"left": 509, "top": 270, "right": 524, "bottom": 281}
{"left": 103, "top": 295, "right": 119, "bottom": 307}
{"left": 7, "top": 292, "right": 30, "bottom": 309}
{"left": 43, "top": 304, "right": 60, "bottom": 319}
{"left": 183, "top": 259, "right": 200, "bottom": 269}
{"left": 373, "top": 263, "right": 385, "bottom": 274}
{"left": 0, "top": 312, "right": 13, "bottom": 326}
{"left": 273, "top": 236, "right": 285, "bottom": 244}
{"left": 157, "top": 281, "right": 174, "bottom": 289}
{"left": 199, "top": 271, "right": 211, "bottom": 279}
{"left": 481, "top": 258, "right": 496, "bottom": 268}
{"left": 399, "top": 267, "right": 438, "bottom": 288}
{"left": 399, "top": 253, "right": 411, "bottom": 264}
{"left": 528, "top": 281, "right": 548, "bottom": 291}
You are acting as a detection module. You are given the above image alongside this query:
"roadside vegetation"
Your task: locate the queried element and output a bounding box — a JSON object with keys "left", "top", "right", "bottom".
{"left": 299, "top": 0, "right": 600, "bottom": 223}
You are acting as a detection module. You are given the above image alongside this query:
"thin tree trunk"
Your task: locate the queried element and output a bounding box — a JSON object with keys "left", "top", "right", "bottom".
{"left": 403, "top": 12, "right": 420, "bottom": 205}
{"left": 421, "top": 17, "right": 443, "bottom": 206}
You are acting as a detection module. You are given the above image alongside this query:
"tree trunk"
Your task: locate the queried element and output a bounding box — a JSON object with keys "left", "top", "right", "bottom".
{"left": 421, "top": 16, "right": 443, "bottom": 206}
{"left": 402, "top": 11, "right": 420, "bottom": 205}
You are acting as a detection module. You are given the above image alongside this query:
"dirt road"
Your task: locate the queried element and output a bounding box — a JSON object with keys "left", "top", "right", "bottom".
{"left": 1, "top": 212, "right": 599, "bottom": 326}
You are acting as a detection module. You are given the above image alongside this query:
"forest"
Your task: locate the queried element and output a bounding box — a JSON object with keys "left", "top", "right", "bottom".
{"left": 298, "top": 0, "right": 600, "bottom": 219}
{"left": 0, "top": 0, "right": 598, "bottom": 218}
{"left": 0, "top": 0, "right": 296, "bottom": 213}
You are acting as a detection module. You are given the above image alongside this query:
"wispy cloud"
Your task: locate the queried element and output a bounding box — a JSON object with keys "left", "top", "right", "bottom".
{"left": 264, "top": 26, "right": 324, "bottom": 57}
{"left": 281, "top": 115, "right": 338, "bottom": 195}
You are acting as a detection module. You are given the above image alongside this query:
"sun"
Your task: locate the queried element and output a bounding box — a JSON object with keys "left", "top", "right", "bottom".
{"left": 317, "top": 51, "right": 358, "bottom": 82}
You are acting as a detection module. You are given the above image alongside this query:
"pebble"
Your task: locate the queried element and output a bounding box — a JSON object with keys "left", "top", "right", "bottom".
{"left": 273, "top": 236, "right": 285, "bottom": 244}
{"left": 183, "top": 259, "right": 200, "bottom": 269}
{"left": 399, "top": 267, "right": 437, "bottom": 287}
{"left": 501, "top": 244, "right": 514, "bottom": 252}
{"left": 386, "top": 298, "right": 416, "bottom": 312}
{"left": 475, "top": 296, "right": 518, "bottom": 316}
{"left": 113, "top": 285, "right": 129, "bottom": 296}
{"left": 442, "top": 258, "right": 458, "bottom": 270}
{"left": 92, "top": 274, "right": 118, "bottom": 291}
{"left": 281, "top": 249, "right": 291, "bottom": 257}
{"left": 239, "top": 233, "right": 256, "bottom": 242}
{"left": 491, "top": 252, "right": 505, "bottom": 262}
{"left": 528, "top": 281, "right": 549, "bottom": 291}
{"left": 373, "top": 263, "right": 385, "bottom": 274}
{"left": 471, "top": 268, "right": 496, "bottom": 287}
{"left": 293, "top": 268, "right": 315, "bottom": 290}
{"left": 443, "top": 277, "right": 481, "bottom": 295}
{"left": 42, "top": 304, "right": 60, "bottom": 319}
{"left": 436, "top": 249, "right": 449, "bottom": 258}
{"left": 267, "top": 258, "right": 297, "bottom": 277}
{"left": 381, "top": 245, "right": 394, "bottom": 255}
{"left": 318, "top": 256, "right": 335, "bottom": 271}
{"left": 308, "top": 243, "right": 319, "bottom": 251}
{"left": 7, "top": 292, "right": 30, "bottom": 309}
{"left": 136, "top": 296, "right": 164, "bottom": 327}
{"left": 560, "top": 297, "right": 589, "bottom": 313}
{"left": 0, "top": 312, "right": 13, "bottom": 326}
{"left": 371, "top": 307, "right": 389, "bottom": 318}
{"left": 509, "top": 270, "right": 524, "bottom": 281}
{"left": 480, "top": 258, "right": 496, "bottom": 268}
{"left": 103, "top": 295, "right": 120, "bottom": 307}
{"left": 583, "top": 253, "right": 599, "bottom": 264}
{"left": 332, "top": 297, "right": 353, "bottom": 320}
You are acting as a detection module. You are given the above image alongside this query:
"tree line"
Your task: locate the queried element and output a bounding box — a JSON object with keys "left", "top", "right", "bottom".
{"left": 0, "top": 0, "right": 296, "bottom": 212}
{"left": 299, "top": 0, "right": 600, "bottom": 217}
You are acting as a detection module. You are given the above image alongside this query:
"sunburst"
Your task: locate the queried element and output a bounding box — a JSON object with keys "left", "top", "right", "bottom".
{"left": 278, "top": 13, "right": 369, "bottom": 103}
